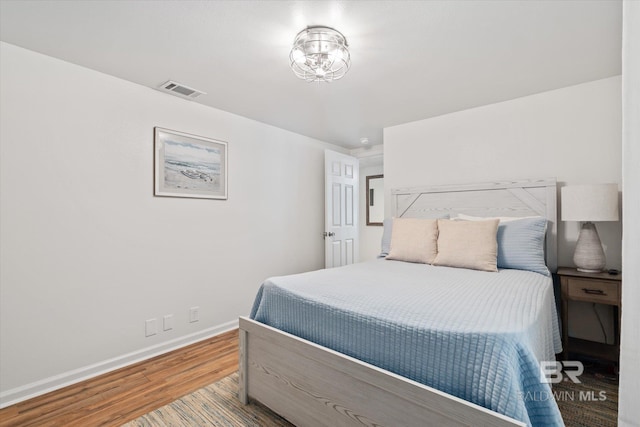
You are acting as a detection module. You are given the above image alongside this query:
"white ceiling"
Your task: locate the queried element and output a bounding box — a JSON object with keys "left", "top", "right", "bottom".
{"left": 0, "top": 1, "right": 622, "bottom": 148}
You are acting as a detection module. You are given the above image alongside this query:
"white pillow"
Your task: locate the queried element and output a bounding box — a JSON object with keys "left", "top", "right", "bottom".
{"left": 386, "top": 218, "right": 438, "bottom": 264}
{"left": 433, "top": 219, "right": 499, "bottom": 272}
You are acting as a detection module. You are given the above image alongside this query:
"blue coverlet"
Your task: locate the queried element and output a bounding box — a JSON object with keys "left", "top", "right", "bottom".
{"left": 250, "top": 259, "right": 564, "bottom": 426}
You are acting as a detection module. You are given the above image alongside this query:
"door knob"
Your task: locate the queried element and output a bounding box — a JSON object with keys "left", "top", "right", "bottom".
{"left": 323, "top": 232, "right": 335, "bottom": 239}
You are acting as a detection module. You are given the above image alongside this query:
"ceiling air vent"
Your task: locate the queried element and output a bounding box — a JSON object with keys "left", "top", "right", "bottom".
{"left": 158, "top": 80, "right": 206, "bottom": 100}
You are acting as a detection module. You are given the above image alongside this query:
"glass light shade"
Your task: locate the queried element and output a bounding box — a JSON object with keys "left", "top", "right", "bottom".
{"left": 329, "top": 48, "right": 343, "bottom": 61}
{"left": 292, "top": 48, "right": 306, "bottom": 64}
{"left": 290, "top": 26, "right": 351, "bottom": 83}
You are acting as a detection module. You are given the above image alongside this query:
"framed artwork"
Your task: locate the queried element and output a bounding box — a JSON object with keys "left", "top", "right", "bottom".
{"left": 154, "top": 127, "right": 228, "bottom": 200}
{"left": 366, "top": 174, "right": 384, "bottom": 226}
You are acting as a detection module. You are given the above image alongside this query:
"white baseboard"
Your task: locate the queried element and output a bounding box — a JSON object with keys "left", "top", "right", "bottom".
{"left": 0, "top": 319, "right": 239, "bottom": 409}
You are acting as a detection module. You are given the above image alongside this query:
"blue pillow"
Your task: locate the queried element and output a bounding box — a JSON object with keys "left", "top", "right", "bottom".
{"left": 379, "top": 218, "right": 393, "bottom": 257}
{"left": 496, "top": 217, "right": 549, "bottom": 276}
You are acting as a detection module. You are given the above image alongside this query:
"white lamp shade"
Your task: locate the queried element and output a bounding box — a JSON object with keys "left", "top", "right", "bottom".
{"left": 561, "top": 184, "right": 619, "bottom": 222}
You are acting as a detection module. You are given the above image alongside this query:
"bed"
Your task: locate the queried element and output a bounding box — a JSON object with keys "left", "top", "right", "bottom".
{"left": 239, "top": 179, "right": 562, "bottom": 427}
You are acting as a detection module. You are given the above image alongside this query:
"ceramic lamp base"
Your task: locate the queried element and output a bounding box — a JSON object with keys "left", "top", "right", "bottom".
{"left": 573, "top": 222, "right": 606, "bottom": 273}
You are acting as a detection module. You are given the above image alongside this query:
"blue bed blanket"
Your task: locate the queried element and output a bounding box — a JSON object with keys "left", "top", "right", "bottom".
{"left": 250, "top": 259, "right": 564, "bottom": 426}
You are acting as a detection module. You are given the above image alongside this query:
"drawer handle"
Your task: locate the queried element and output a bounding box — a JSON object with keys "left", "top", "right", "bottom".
{"left": 582, "top": 288, "right": 606, "bottom": 296}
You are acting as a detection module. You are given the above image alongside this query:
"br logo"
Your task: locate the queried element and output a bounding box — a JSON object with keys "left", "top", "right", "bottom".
{"left": 540, "top": 361, "right": 584, "bottom": 384}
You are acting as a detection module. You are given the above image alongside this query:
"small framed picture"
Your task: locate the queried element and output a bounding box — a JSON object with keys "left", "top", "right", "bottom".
{"left": 154, "top": 127, "right": 228, "bottom": 200}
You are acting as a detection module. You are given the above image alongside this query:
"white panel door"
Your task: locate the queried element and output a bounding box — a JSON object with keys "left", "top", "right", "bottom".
{"left": 325, "top": 150, "right": 359, "bottom": 268}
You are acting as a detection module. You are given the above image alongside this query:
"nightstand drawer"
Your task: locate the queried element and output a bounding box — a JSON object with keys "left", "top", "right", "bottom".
{"left": 566, "top": 278, "right": 619, "bottom": 304}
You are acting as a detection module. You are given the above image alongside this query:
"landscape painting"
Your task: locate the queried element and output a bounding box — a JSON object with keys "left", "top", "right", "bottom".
{"left": 154, "top": 127, "right": 227, "bottom": 199}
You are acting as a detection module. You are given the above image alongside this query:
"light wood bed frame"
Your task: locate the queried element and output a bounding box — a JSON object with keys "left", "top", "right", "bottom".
{"left": 239, "top": 178, "right": 557, "bottom": 427}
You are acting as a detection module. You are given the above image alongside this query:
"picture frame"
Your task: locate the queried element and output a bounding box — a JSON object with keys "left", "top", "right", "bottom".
{"left": 154, "top": 127, "right": 228, "bottom": 200}
{"left": 366, "top": 174, "right": 384, "bottom": 226}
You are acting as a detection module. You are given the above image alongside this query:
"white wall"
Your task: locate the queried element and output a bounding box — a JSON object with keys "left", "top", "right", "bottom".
{"left": 384, "top": 77, "right": 622, "bottom": 343}
{"left": 359, "top": 162, "right": 384, "bottom": 261}
{"left": 385, "top": 76, "right": 622, "bottom": 267}
{"left": 353, "top": 145, "right": 384, "bottom": 262}
{"left": 618, "top": 1, "right": 640, "bottom": 425}
{"left": 0, "top": 42, "right": 343, "bottom": 405}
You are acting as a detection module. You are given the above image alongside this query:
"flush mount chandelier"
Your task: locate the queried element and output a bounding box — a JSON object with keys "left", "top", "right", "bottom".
{"left": 289, "top": 26, "right": 351, "bottom": 83}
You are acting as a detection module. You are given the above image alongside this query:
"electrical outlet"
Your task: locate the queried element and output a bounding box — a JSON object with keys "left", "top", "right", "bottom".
{"left": 145, "top": 319, "right": 157, "bottom": 337}
{"left": 163, "top": 314, "right": 173, "bottom": 331}
{"left": 189, "top": 306, "right": 199, "bottom": 323}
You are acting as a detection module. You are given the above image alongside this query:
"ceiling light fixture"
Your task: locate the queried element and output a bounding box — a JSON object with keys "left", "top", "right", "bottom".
{"left": 290, "top": 26, "right": 351, "bottom": 83}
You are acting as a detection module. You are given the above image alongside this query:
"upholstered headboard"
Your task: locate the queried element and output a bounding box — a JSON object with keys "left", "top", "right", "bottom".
{"left": 390, "top": 178, "right": 558, "bottom": 272}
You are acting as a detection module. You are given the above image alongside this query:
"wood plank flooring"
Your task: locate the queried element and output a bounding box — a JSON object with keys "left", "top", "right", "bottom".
{"left": 0, "top": 329, "right": 239, "bottom": 427}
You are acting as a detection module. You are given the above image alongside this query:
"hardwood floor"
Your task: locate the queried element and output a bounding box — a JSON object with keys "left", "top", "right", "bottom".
{"left": 0, "top": 329, "right": 239, "bottom": 427}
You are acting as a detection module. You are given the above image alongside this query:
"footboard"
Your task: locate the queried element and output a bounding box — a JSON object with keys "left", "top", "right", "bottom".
{"left": 239, "top": 317, "right": 524, "bottom": 427}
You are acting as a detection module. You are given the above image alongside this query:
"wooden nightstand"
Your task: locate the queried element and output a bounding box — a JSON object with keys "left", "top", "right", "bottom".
{"left": 558, "top": 267, "right": 621, "bottom": 363}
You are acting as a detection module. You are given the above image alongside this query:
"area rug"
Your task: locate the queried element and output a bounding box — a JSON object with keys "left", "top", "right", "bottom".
{"left": 122, "top": 373, "right": 292, "bottom": 427}
{"left": 553, "top": 367, "right": 619, "bottom": 427}
{"left": 124, "top": 370, "right": 618, "bottom": 427}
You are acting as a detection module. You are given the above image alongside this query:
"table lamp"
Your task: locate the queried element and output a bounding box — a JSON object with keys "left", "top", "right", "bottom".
{"left": 561, "top": 184, "right": 619, "bottom": 272}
